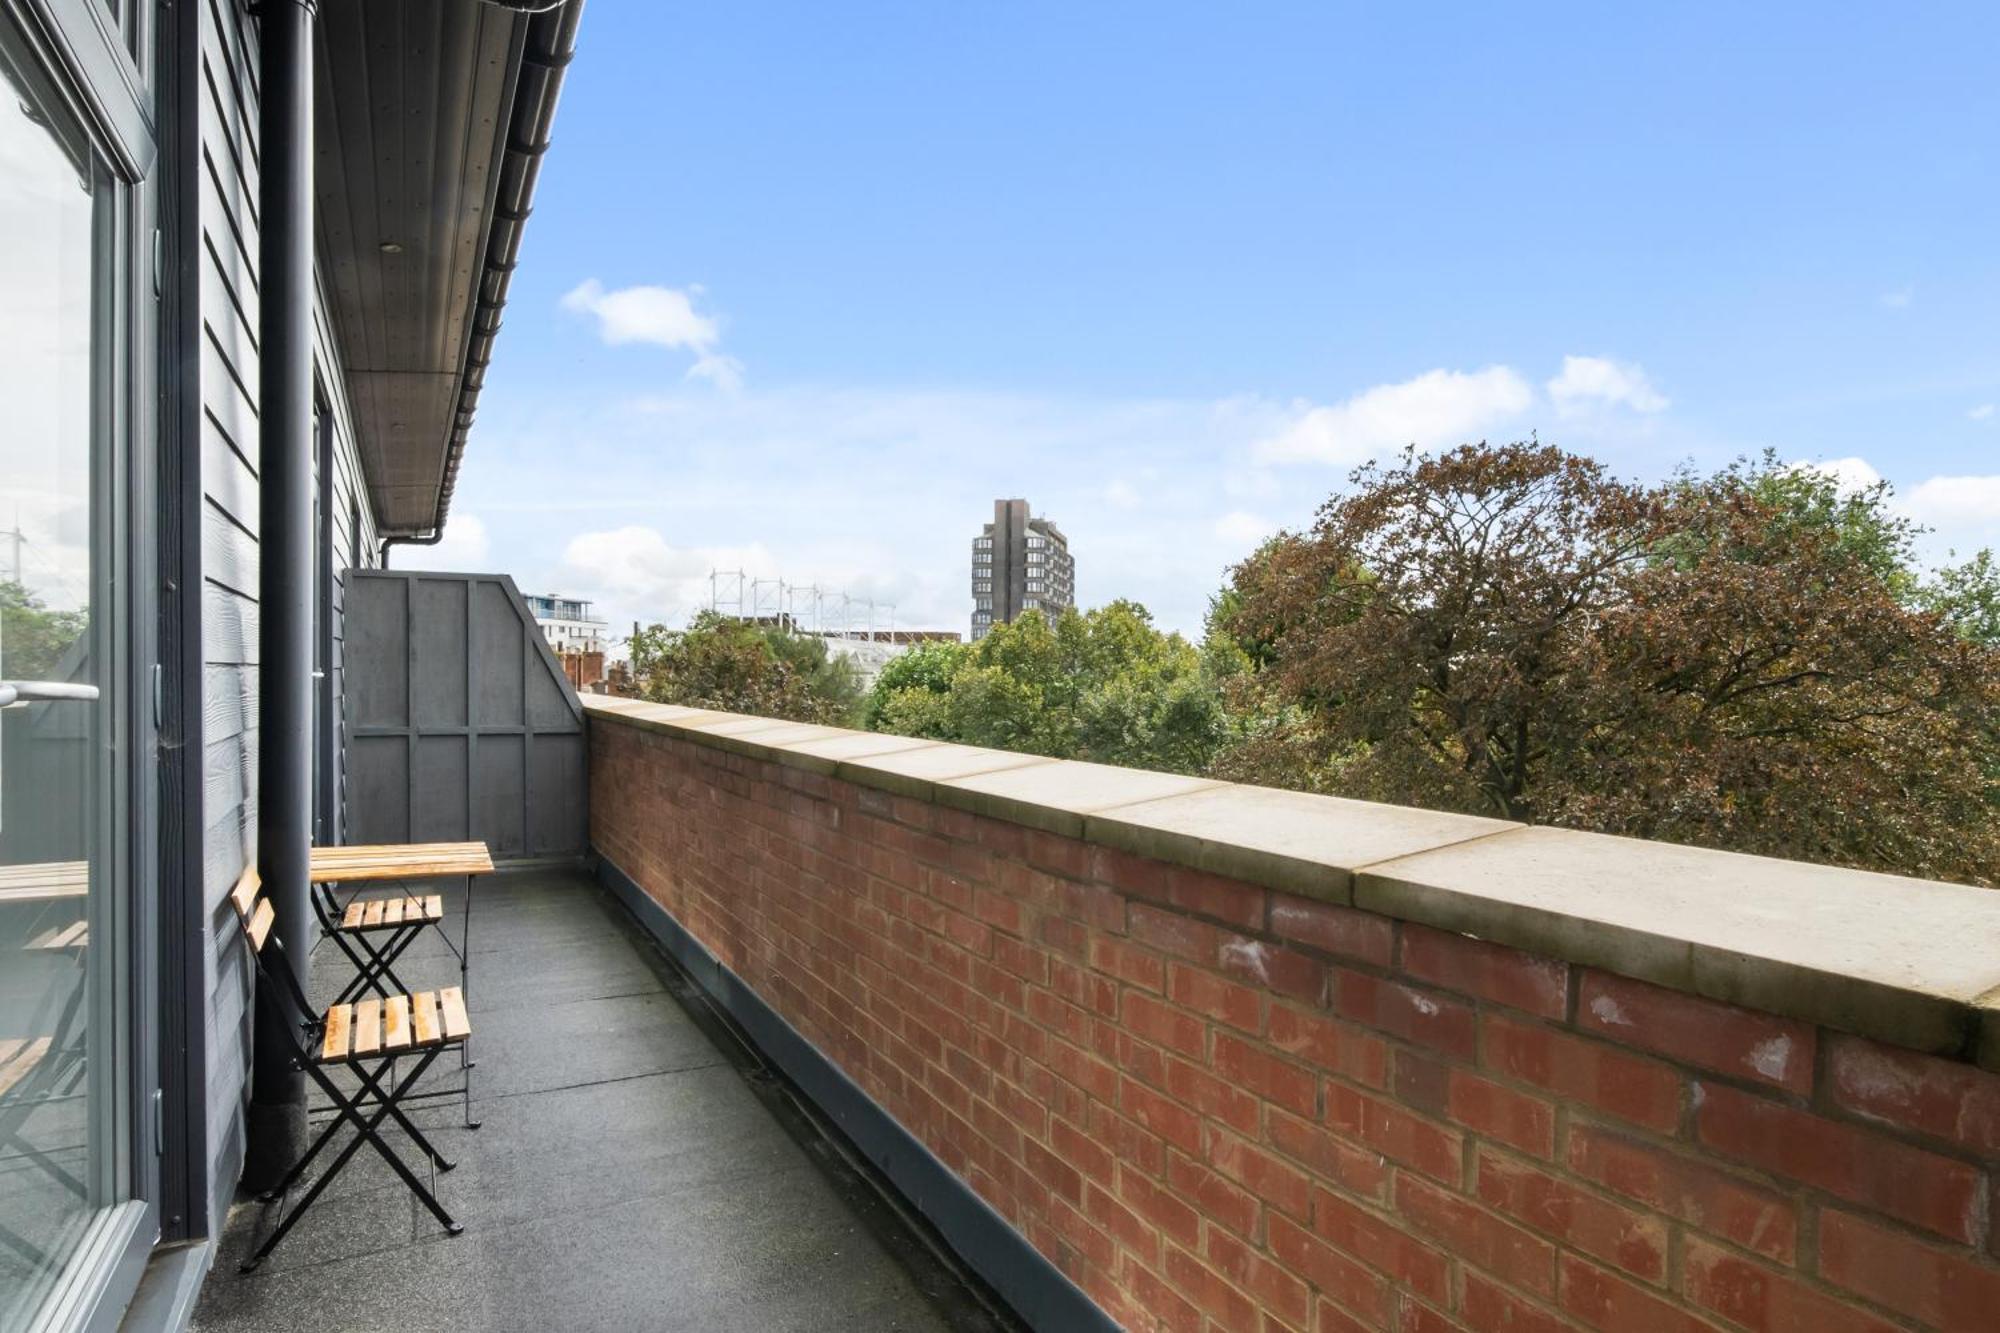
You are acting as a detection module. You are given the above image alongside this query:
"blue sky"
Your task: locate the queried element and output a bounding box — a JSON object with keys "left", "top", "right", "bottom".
{"left": 409, "top": 2, "right": 2000, "bottom": 639}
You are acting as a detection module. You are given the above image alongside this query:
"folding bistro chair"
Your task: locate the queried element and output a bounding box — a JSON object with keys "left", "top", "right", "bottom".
{"left": 227, "top": 866, "right": 472, "bottom": 1272}
{"left": 310, "top": 877, "right": 452, "bottom": 1007}
{"left": 307, "top": 844, "right": 490, "bottom": 1014}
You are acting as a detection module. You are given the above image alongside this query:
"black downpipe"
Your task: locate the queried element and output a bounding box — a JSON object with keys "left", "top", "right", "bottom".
{"left": 244, "top": 0, "right": 318, "bottom": 1191}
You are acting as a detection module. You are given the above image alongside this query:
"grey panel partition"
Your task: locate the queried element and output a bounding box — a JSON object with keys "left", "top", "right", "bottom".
{"left": 345, "top": 571, "right": 586, "bottom": 859}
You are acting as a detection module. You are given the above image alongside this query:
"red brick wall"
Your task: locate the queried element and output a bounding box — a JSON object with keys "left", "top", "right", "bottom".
{"left": 591, "top": 718, "right": 2000, "bottom": 1333}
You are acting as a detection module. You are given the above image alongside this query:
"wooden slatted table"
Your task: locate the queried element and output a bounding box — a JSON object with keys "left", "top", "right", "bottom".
{"left": 307, "top": 843, "right": 493, "bottom": 883}
{"left": 308, "top": 841, "right": 493, "bottom": 1009}
{"left": 0, "top": 861, "right": 88, "bottom": 905}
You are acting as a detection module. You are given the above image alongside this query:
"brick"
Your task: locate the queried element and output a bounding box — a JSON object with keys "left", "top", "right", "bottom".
{"left": 1092, "top": 937, "right": 1166, "bottom": 992}
{"left": 1394, "top": 1051, "right": 1555, "bottom": 1159}
{"left": 1560, "top": 1254, "right": 1711, "bottom": 1333}
{"left": 1121, "top": 1254, "right": 1204, "bottom": 1333}
{"left": 1310, "top": 1187, "right": 1453, "bottom": 1306}
{"left": 1325, "top": 1080, "right": 1464, "bottom": 1185}
{"left": 1566, "top": 1123, "right": 1796, "bottom": 1263}
{"left": 1163, "top": 1151, "right": 1259, "bottom": 1240}
{"left": 1400, "top": 925, "right": 1568, "bottom": 1020}
{"left": 1316, "top": 1298, "right": 1380, "bottom": 1333}
{"left": 1213, "top": 1031, "right": 1318, "bottom": 1118}
{"left": 1123, "top": 1076, "right": 1205, "bottom": 1156}
{"left": 1083, "top": 1179, "right": 1156, "bottom": 1263}
{"left": 1269, "top": 1006, "right": 1390, "bottom": 1088}
{"left": 1393, "top": 1295, "right": 1461, "bottom": 1333}
{"left": 1475, "top": 1149, "right": 1667, "bottom": 1282}
{"left": 1119, "top": 1162, "right": 1204, "bottom": 1249}
{"left": 1682, "top": 1238, "right": 1901, "bottom": 1333}
{"left": 1163, "top": 1055, "right": 1261, "bottom": 1136}
{"left": 1130, "top": 902, "right": 1225, "bottom": 962}
{"left": 1694, "top": 1080, "right": 1984, "bottom": 1244}
{"left": 1267, "top": 1108, "right": 1390, "bottom": 1201}
{"left": 1210, "top": 1129, "right": 1315, "bottom": 1220}
{"left": 1091, "top": 1102, "right": 1168, "bottom": 1177}
{"left": 1826, "top": 1033, "right": 2000, "bottom": 1155}
{"left": 1395, "top": 1173, "right": 1556, "bottom": 1297}
{"left": 1169, "top": 963, "right": 1264, "bottom": 1034}
{"left": 1125, "top": 991, "right": 1209, "bottom": 1060}
{"left": 1218, "top": 934, "right": 1328, "bottom": 1004}
{"left": 1578, "top": 972, "right": 1813, "bottom": 1096}
{"left": 1482, "top": 1014, "right": 1683, "bottom": 1134}
{"left": 1268, "top": 893, "right": 1395, "bottom": 966}
{"left": 1166, "top": 866, "right": 1267, "bottom": 931}
{"left": 1331, "top": 969, "right": 1477, "bottom": 1061}
{"left": 1267, "top": 1214, "right": 1391, "bottom": 1327}
{"left": 1052, "top": 1115, "right": 1115, "bottom": 1187}
{"left": 1206, "top": 1226, "right": 1313, "bottom": 1330}
{"left": 1461, "top": 1271, "right": 1569, "bottom": 1333}
{"left": 1163, "top": 1244, "right": 1257, "bottom": 1330}
{"left": 1819, "top": 1207, "right": 2000, "bottom": 1333}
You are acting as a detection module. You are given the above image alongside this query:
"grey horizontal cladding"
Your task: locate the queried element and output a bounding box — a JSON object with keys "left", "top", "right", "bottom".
{"left": 200, "top": 499, "right": 257, "bottom": 600}
{"left": 200, "top": 411, "right": 257, "bottom": 535}
{"left": 203, "top": 665, "right": 256, "bottom": 742}
{"left": 584, "top": 698, "right": 2000, "bottom": 1073}
{"left": 202, "top": 581, "right": 257, "bottom": 667}
{"left": 197, "top": 0, "right": 262, "bottom": 1241}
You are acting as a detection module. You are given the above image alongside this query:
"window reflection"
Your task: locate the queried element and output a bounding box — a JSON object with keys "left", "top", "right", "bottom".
{"left": 0, "top": 55, "right": 102, "bottom": 1330}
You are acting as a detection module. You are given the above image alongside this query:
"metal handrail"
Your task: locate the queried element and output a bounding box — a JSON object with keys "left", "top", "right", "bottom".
{"left": 0, "top": 681, "right": 100, "bottom": 707}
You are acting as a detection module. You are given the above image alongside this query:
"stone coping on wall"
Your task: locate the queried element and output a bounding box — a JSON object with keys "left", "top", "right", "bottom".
{"left": 582, "top": 695, "right": 2000, "bottom": 1070}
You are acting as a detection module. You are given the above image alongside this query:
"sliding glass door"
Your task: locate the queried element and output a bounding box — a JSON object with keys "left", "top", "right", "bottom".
{"left": 0, "top": 2, "right": 155, "bottom": 1326}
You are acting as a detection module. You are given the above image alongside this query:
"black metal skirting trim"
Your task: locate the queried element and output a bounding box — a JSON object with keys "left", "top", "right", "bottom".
{"left": 594, "top": 855, "right": 1118, "bottom": 1333}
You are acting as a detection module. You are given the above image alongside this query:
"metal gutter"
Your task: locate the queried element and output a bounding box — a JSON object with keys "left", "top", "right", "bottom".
{"left": 382, "top": 0, "right": 583, "bottom": 558}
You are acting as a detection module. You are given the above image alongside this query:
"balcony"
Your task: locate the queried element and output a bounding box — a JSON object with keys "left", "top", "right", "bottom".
{"left": 189, "top": 866, "right": 1012, "bottom": 1332}
{"left": 187, "top": 691, "right": 2000, "bottom": 1333}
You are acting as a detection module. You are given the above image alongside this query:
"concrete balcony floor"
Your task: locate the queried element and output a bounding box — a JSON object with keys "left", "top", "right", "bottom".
{"left": 193, "top": 866, "right": 1014, "bottom": 1333}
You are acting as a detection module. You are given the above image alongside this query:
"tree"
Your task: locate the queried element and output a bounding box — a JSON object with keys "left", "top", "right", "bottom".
{"left": 1216, "top": 442, "right": 2000, "bottom": 885}
{"left": 626, "top": 611, "right": 862, "bottom": 725}
{"left": 0, "top": 581, "right": 88, "bottom": 681}
{"left": 1920, "top": 549, "right": 2000, "bottom": 648}
{"left": 865, "top": 602, "right": 1229, "bottom": 775}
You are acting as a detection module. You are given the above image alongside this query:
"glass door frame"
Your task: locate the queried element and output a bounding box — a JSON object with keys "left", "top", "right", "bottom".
{"left": 0, "top": 1, "right": 159, "bottom": 1329}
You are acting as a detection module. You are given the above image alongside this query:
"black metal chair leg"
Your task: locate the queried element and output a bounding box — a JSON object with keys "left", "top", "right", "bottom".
{"left": 242, "top": 1050, "right": 461, "bottom": 1272}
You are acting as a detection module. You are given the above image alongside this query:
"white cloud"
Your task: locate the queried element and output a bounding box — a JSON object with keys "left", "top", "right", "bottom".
{"left": 1790, "top": 456, "right": 1884, "bottom": 496}
{"left": 1547, "top": 355, "right": 1669, "bottom": 416}
{"left": 1255, "top": 366, "right": 1534, "bottom": 465}
{"left": 390, "top": 512, "right": 491, "bottom": 571}
{"left": 1904, "top": 475, "right": 2000, "bottom": 529}
{"left": 1882, "top": 285, "right": 1915, "bottom": 309}
{"left": 1969, "top": 403, "right": 1995, "bottom": 422}
{"left": 1213, "top": 511, "right": 1274, "bottom": 546}
{"left": 1103, "top": 479, "right": 1142, "bottom": 509}
{"left": 558, "top": 526, "right": 780, "bottom": 625}
{"left": 561, "top": 279, "right": 744, "bottom": 390}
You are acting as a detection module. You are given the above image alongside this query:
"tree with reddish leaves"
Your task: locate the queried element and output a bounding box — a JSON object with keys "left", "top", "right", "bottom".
{"left": 1215, "top": 442, "right": 2000, "bottom": 885}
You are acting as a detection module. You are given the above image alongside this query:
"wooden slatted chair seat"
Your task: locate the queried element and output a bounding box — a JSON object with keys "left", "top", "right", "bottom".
{"left": 335, "top": 894, "right": 446, "bottom": 932}
{"left": 28, "top": 921, "right": 88, "bottom": 951}
{"left": 319, "top": 987, "right": 470, "bottom": 1062}
{"left": 0, "top": 1037, "right": 52, "bottom": 1100}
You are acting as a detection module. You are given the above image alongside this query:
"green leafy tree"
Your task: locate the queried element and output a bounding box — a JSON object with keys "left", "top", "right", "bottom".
{"left": 865, "top": 602, "right": 1228, "bottom": 774}
{"left": 627, "top": 611, "right": 862, "bottom": 725}
{"left": 1920, "top": 549, "right": 2000, "bottom": 648}
{"left": 1215, "top": 442, "right": 2000, "bottom": 885}
{"left": 0, "top": 581, "right": 88, "bottom": 680}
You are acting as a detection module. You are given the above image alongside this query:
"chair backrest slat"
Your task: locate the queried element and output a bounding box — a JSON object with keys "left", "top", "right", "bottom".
{"left": 247, "top": 898, "right": 276, "bottom": 953}
{"left": 230, "top": 865, "right": 261, "bottom": 921}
